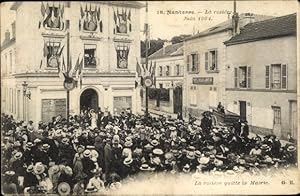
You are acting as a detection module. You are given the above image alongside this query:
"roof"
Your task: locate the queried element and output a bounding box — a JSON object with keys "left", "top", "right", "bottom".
{"left": 224, "top": 13, "right": 296, "bottom": 46}
{"left": 185, "top": 13, "right": 274, "bottom": 41}
{"left": 148, "top": 42, "right": 184, "bottom": 59}
{"left": 1, "top": 38, "right": 15, "bottom": 52}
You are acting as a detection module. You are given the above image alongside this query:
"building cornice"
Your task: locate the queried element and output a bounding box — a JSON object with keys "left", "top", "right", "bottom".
{"left": 13, "top": 71, "right": 136, "bottom": 78}
{"left": 226, "top": 88, "right": 296, "bottom": 93}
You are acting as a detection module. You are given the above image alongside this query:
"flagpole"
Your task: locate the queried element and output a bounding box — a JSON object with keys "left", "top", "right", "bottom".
{"left": 145, "top": 1, "right": 149, "bottom": 118}
{"left": 66, "top": 30, "right": 70, "bottom": 128}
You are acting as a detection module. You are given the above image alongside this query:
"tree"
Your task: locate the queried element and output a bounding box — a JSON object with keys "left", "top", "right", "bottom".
{"left": 170, "top": 34, "right": 191, "bottom": 44}
{"left": 140, "top": 38, "right": 166, "bottom": 58}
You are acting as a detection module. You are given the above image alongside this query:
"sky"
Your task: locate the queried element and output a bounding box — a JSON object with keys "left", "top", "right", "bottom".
{"left": 1, "top": 1, "right": 298, "bottom": 43}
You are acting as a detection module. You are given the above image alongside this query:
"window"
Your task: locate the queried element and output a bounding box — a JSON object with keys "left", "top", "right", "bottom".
{"left": 176, "top": 64, "right": 180, "bottom": 76}
{"left": 46, "top": 42, "right": 61, "bottom": 68}
{"left": 116, "top": 45, "right": 130, "bottom": 69}
{"left": 84, "top": 44, "right": 97, "bottom": 68}
{"left": 234, "top": 66, "right": 251, "bottom": 89}
{"left": 272, "top": 106, "right": 281, "bottom": 124}
{"left": 5, "top": 54, "right": 7, "bottom": 73}
{"left": 45, "top": 6, "right": 62, "bottom": 29}
{"left": 9, "top": 51, "right": 12, "bottom": 73}
{"left": 187, "top": 53, "right": 199, "bottom": 72}
{"left": 239, "top": 66, "right": 247, "bottom": 88}
{"left": 166, "top": 66, "right": 170, "bottom": 76}
{"left": 159, "top": 66, "right": 163, "bottom": 76}
{"left": 205, "top": 50, "right": 218, "bottom": 71}
{"left": 191, "top": 54, "right": 198, "bottom": 72}
{"left": 266, "top": 64, "right": 287, "bottom": 89}
{"left": 190, "top": 86, "right": 197, "bottom": 105}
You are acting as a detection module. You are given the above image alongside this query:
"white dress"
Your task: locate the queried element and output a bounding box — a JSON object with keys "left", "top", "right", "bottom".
{"left": 91, "top": 112, "right": 98, "bottom": 129}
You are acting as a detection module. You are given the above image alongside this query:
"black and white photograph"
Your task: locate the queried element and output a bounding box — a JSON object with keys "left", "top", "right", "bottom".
{"left": 1, "top": 1, "right": 299, "bottom": 195}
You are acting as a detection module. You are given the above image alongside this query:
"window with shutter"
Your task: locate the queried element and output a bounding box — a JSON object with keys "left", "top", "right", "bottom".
{"left": 186, "top": 55, "right": 190, "bottom": 71}
{"left": 265, "top": 65, "right": 270, "bottom": 88}
{"left": 281, "top": 64, "right": 287, "bottom": 89}
{"left": 205, "top": 52, "right": 208, "bottom": 70}
{"left": 234, "top": 67, "right": 238, "bottom": 88}
{"left": 196, "top": 53, "right": 200, "bottom": 72}
{"left": 247, "top": 67, "right": 251, "bottom": 88}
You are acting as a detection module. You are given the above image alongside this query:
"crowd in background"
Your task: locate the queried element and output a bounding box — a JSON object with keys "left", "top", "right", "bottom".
{"left": 1, "top": 108, "right": 297, "bottom": 195}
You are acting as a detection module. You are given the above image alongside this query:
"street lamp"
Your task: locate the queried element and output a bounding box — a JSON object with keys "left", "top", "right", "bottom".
{"left": 22, "top": 81, "right": 31, "bottom": 99}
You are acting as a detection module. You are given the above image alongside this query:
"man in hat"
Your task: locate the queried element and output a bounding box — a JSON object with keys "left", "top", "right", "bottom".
{"left": 111, "top": 135, "right": 123, "bottom": 175}
{"left": 58, "top": 138, "right": 75, "bottom": 166}
{"left": 104, "top": 138, "right": 113, "bottom": 179}
{"left": 42, "top": 130, "right": 59, "bottom": 163}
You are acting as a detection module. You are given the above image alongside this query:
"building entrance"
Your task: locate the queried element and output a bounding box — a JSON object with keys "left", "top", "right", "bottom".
{"left": 80, "top": 88, "right": 98, "bottom": 111}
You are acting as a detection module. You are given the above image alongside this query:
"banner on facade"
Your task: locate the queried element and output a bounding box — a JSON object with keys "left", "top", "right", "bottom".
{"left": 192, "top": 77, "right": 214, "bottom": 85}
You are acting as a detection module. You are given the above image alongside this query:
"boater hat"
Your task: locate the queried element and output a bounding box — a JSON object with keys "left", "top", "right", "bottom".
{"left": 58, "top": 182, "right": 71, "bottom": 196}
{"left": 140, "top": 164, "right": 154, "bottom": 171}
{"left": 153, "top": 148, "right": 164, "bottom": 155}
{"left": 123, "top": 157, "right": 133, "bottom": 165}
{"left": 14, "top": 152, "right": 23, "bottom": 160}
{"left": 34, "top": 162, "right": 45, "bottom": 175}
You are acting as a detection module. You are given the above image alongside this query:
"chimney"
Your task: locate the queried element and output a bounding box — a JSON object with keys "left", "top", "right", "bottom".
{"left": 239, "top": 13, "right": 255, "bottom": 29}
{"left": 232, "top": 0, "right": 240, "bottom": 36}
{"left": 11, "top": 22, "right": 16, "bottom": 39}
{"left": 162, "top": 41, "right": 172, "bottom": 55}
{"left": 5, "top": 30, "right": 10, "bottom": 42}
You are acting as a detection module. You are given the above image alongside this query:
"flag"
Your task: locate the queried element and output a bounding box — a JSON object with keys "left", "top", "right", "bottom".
{"left": 128, "top": 10, "right": 131, "bottom": 21}
{"left": 43, "top": 42, "right": 49, "bottom": 57}
{"left": 78, "top": 58, "right": 83, "bottom": 88}
{"left": 80, "top": 5, "right": 84, "bottom": 18}
{"left": 45, "top": 3, "right": 50, "bottom": 16}
{"left": 135, "top": 59, "right": 141, "bottom": 88}
{"left": 39, "top": 59, "right": 43, "bottom": 69}
{"left": 41, "top": 2, "right": 46, "bottom": 16}
{"left": 57, "top": 45, "right": 64, "bottom": 56}
{"left": 152, "top": 61, "right": 157, "bottom": 87}
{"left": 61, "top": 3, "right": 64, "bottom": 18}
{"left": 72, "top": 55, "right": 80, "bottom": 76}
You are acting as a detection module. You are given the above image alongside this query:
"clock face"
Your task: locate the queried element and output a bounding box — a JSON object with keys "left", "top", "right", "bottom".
{"left": 63, "top": 80, "right": 75, "bottom": 91}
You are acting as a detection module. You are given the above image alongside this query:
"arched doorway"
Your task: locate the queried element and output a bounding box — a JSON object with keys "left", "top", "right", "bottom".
{"left": 80, "top": 88, "right": 98, "bottom": 111}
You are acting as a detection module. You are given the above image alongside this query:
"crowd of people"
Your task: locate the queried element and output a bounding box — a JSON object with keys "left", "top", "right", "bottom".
{"left": 1, "top": 108, "right": 297, "bottom": 195}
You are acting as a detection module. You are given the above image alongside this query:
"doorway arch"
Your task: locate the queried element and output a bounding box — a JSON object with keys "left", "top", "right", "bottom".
{"left": 80, "top": 88, "right": 98, "bottom": 111}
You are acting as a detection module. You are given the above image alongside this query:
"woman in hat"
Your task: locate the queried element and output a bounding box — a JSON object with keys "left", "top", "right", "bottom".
{"left": 73, "top": 145, "right": 86, "bottom": 180}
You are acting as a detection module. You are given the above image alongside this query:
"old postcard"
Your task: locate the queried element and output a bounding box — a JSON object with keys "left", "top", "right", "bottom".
{"left": 1, "top": 1, "right": 299, "bottom": 195}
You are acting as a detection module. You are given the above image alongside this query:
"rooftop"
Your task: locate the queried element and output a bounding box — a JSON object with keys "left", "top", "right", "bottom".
{"left": 185, "top": 13, "right": 274, "bottom": 41}
{"left": 224, "top": 13, "right": 296, "bottom": 46}
{"left": 148, "top": 42, "right": 184, "bottom": 59}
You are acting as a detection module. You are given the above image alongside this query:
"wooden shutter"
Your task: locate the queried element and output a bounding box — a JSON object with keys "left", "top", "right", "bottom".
{"left": 215, "top": 50, "right": 218, "bottom": 70}
{"left": 247, "top": 66, "right": 251, "bottom": 88}
{"left": 205, "top": 52, "right": 208, "bottom": 70}
{"left": 234, "top": 67, "right": 238, "bottom": 88}
{"left": 281, "top": 64, "right": 287, "bottom": 89}
{"left": 194, "top": 53, "right": 198, "bottom": 72}
{"left": 265, "top": 65, "right": 270, "bottom": 88}
{"left": 186, "top": 55, "right": 190, "bottom": 71}
{"left": 196, "top": 53, "right": 200, "bottom": 72}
